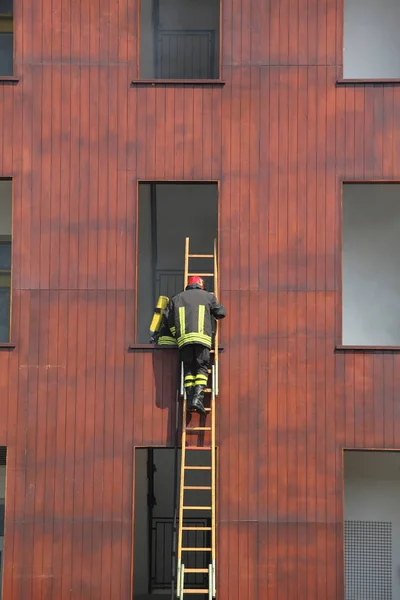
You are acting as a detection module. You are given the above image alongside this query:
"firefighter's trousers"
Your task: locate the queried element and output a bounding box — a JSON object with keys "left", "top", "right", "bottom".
{"left": 180, "top": 344, "right": 210, "bottom": 390}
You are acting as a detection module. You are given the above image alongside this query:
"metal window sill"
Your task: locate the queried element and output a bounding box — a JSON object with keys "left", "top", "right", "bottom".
{"left": 0, "top": 76, "right": 19, "bottom": 83}
{"left": 336, "top": 78, "right": 400, "bottom": 85}
{"left": 131, "top": 79, "right": 225, "bottom": 87}
{"left": 0, "top": 342, "right": 16, "bottom": 349}
{"left": 128, "top": 344, "right": 177, "bottom": 351}
{"left": 128, "top": 344, "right": 224, "bottom": 351}
{"left": 335, "top": 345, "right": 400, "bottom": 352}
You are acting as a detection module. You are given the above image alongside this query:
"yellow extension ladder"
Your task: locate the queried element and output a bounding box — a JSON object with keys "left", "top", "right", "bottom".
{"left": 175, "top": 237, "right": 219, "bottom": 599}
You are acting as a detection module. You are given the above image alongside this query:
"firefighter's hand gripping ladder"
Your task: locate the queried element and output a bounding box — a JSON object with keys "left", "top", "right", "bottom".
{"left": 176, "top": 237, "right": 219, "bottom": 599}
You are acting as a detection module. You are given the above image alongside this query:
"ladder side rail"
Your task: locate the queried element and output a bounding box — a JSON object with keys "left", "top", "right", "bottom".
{"left": 178, "top": 236, "right": 190, "bottom": 598}
{"left": 171, "top": 359, "right": 183, "bottom": 600}
{"left": 211, "top": 365, "right": 216, "bottom": 585}
{"left": 184, "top": 237, "right": 190, "bottom": 288}
{"left": 213, "top": 238, "right": 219, "bottom": 395}
{"left": 177, "top": 363, "right": 187, "bottom": 594}
{"left": 212, "top": 237, "right": 218, "bottom": 596}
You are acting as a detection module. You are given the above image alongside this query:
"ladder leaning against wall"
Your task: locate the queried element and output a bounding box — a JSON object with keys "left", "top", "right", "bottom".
{"left": 174, "top": 237, "right": 219, "bottom": 599}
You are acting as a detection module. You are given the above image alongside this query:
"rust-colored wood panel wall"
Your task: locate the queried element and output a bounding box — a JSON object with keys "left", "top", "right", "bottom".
{"left": 0, "top": 0, "right": 400, "bottom": 598}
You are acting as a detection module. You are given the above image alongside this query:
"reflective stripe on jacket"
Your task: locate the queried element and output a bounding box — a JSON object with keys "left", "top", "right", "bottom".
{"left": 166, "top": 284, "right": 226, "bottom": 349}
{"left": 157, "top": 322, "right": 178, "bottom": 347}
{"left": 157, "top": 334, "right": 178, "bottom": 347}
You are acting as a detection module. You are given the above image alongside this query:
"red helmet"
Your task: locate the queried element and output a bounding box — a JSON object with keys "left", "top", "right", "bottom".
{"left": 187, "top": 276, "right": 205, "bottom": 289}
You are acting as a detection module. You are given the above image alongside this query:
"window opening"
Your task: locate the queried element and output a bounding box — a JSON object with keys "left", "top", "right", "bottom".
{"left": 133, "top": 448, "right": 211, "bottom": 598}
{"left": 0, "top": 0, "right": 13, "bottom": 76}
{"left": 0, "top": 447, "right": 6, "bottom": 600}
{"left": 139, "top": 0, "right": 220, "bottom": 79}
{"left": 342, "top": 183, "right": 400, "bottom": 346}
{"left": 0, "top": 180, "right": 11, "bottom": 343}
{"left": 343, "top": 0, "right": 400, "bottom": 79}
{"left": 137, "top": 182, "right": 218, "bottom": 344}
{"left": 343, "top": 450, "right": 400, "bottom": 599}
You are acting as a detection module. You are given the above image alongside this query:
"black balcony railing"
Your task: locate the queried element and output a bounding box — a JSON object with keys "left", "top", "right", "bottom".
{"left": 156, "top": 30, "right": 216, "bottom": 79}
{"left": 150, "top": 516, "right": 210, "bottom": 590}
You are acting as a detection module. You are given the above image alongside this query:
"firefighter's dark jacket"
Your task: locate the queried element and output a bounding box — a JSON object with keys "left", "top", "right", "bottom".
{"left": 157, "top": 321, "right": 178, "bottom": 347}
{"left": 164, "top": 284, "right": 226, "bottom": 349}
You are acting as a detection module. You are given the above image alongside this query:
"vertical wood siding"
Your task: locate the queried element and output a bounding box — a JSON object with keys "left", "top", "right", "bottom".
{"left": 0, "top": 0, "right": 399, "bottom": 598}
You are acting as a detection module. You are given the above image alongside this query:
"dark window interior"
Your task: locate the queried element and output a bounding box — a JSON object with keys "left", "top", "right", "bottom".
{"left": 139, "top": 0, "right": 220, "bottom": 79}
{"left": 0, "top": 446, "right": 6, "bottom": 600}
{"left": 0, "top": 180, "right": 11, "bottom": 343}
{"left": 137, "top": 182, "right": 218, "bottom": 343}
{"left": 133, "top": 448, "right": 212, "bottom": 597}
{"left": 0, "top": 0, "right": 13, "bottom": 76}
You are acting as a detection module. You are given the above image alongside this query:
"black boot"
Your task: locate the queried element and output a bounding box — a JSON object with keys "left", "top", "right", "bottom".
{"left": 192, "top": 385, "right": 206, "bottom": 415}
{"left": 186, "top": 387, "right": 195, "bottom": 411}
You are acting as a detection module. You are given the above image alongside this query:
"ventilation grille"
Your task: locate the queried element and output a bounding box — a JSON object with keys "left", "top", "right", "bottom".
{"left": 0, "top": 448, "right": 6, "bottom": 466}
{"left": 344, "top": 520, "right": 392, "bottom": 600}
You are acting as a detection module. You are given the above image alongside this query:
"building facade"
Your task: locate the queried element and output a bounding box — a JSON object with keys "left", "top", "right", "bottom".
{"left": 1, "top": 0, "right": 400, "bottom": 598}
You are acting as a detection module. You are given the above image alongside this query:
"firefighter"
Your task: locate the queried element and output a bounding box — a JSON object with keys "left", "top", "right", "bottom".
{"left": 165, "top": 276, "right": 226, "bottom": 415}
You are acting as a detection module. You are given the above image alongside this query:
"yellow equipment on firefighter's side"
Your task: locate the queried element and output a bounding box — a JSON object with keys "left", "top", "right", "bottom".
{"left": 149, "top": 295, "right": 169, "bottom": 342}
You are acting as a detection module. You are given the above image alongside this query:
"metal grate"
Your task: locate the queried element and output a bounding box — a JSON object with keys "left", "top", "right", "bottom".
{"left": 155, "top": 270, "right": 184, "bottom": 301}
{"left": 157, "top": 30, "right": 215, "bottom": 79}
{"left": 155, "top": 269, "right": 214, "bottom": 302}
{"left": 151, "top": 516, "right": 209, "bottom": 590}
{"left": 0, "top": 448, "right": 5, "bottom": 466}
{"left": 344, "top": 520, "right": 392, "bottom": 600}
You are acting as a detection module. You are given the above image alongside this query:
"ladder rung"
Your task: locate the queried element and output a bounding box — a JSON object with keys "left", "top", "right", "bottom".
{"left": 183, "top": 590, "right": 210, "bottom": 594}
{"left": 188, "top": 254, "right": 214, "bottom": 258}
{"left": 185, "top": 446, "right": 212, "bottom": 450}
{"left": 184, "top": 466, "right": 211, "bottom": 470}
{"left": 186, "top": 427, "right": 212, "bottom": 432}
{"left": 188, "top": 273, "right": 214, "bottom": 277}
{"left": 184, "top": 568, "right": 209, "bottom": 573}
{"left": 182, "top": 526, "right": 212, "bottom": 530}
{"left": 182, "top": 547, "right": 212, "bottom": 551}
{"left": 183, "top": 506, "right": 212, "bottom": 510}
{"left": 183, "top": 485, "right": 212, "bottom": 490}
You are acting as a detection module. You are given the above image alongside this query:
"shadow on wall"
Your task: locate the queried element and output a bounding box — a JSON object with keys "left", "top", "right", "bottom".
{"left": 152, "top": 349, "right": 180, "bottom": 444}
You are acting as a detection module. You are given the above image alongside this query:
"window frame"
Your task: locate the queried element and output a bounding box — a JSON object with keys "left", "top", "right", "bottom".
{"left": 336, "top": 180, "right": 400, "bottom": 352}
{"left": 130, "top": 179, "right": 220, "bottom": 349}
{"left": 342, "top": 448, "right": 400, "bottom": 599}
{"left": 337, "top": 0, "right": 400, "bottom": 84}
{"left": 0, "top": 3, "right": 15, "bottom": 81}
{"left": 0, "top": 179, "right": 13, "bottom": 348}
{"left": 0, "top": 446, "right": 6, "bottom": 600}
{"left": 133, "top": 0, "right": 225, "bottom": 85}
{"left": 0, "top": 238, "right": 11, "bottom": 345}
